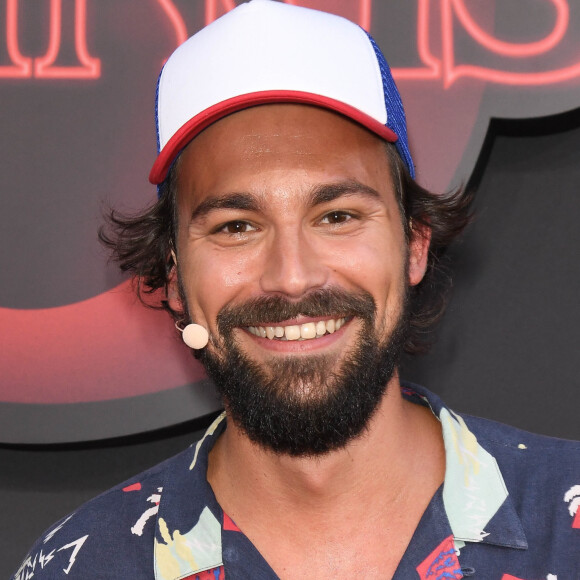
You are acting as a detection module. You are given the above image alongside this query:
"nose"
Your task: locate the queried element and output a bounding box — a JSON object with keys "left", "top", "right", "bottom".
{"left": 259, "top": 227, "right": 329, "bottom": 298}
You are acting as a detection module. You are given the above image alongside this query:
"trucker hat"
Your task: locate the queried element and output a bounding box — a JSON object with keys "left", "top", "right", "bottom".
{"left": 149, "top": 0, "right": 414, "bottom": 185}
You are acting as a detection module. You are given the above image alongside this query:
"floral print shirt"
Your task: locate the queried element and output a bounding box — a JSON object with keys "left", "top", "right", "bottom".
{"left": 12, "top": 384, "right": 580, "bottom": 579}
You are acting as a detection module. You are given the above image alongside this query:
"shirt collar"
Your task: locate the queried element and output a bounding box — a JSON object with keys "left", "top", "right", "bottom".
{"left": 154, "top": 385, "right": 528, "bottom": 579}
{"left": 403, "top": 383, "right": 528, "bottom": 552}
{"left": 154, "top": 412, "right": 227, "bottom": 580}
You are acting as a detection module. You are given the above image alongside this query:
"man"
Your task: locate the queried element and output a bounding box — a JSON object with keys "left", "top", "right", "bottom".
{"left": 13, "top": 1, "right": 580, "bottom": 579}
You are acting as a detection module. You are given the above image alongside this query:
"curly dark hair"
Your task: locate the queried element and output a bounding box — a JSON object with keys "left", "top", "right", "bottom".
{"left": 99, "top": 143, "right": 472, "bottom": 355}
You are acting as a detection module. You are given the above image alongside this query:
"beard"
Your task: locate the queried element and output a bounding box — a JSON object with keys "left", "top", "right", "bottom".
{"left": 195, "top": 286, "right": 410, "bottom": 457}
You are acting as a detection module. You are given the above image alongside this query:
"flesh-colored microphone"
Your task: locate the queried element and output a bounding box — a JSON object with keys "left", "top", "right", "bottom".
{"left": 176, "top": 323, "right": 209, "bottom": 349}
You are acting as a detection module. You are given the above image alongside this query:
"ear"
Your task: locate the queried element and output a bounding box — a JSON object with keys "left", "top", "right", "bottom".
{"left": 167, "top": 249, "right": 183, "bottom": 312}
{"left": 408, "top": 220, "right": 431, "bottom": 287}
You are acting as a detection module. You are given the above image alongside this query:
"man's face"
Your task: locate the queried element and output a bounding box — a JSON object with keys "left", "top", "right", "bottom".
{"left": 170, "top": 104, "right": 429, "bottom": 455}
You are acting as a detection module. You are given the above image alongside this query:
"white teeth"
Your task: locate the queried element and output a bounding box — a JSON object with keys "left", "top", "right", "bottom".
{"left": 248, "top": 318, "right": 346, "bottom": 341}
{"left": 300, "top": 322, "right": 316, "bottom": 339}
{"left": 284, "top": 325, "right": 301, "bottom": 341}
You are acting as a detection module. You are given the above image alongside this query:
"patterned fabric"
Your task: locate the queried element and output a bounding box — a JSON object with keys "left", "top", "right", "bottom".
{"left": 12, "top": 384, "right": 580, "bottom": 579}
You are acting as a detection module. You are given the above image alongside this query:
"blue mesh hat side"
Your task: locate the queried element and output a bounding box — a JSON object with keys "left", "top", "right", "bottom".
{"left": 365, "top": 31, "right": 415, "bottom": 178}
{"left": 155, "top": 67, "right": 163, "bottom": 155}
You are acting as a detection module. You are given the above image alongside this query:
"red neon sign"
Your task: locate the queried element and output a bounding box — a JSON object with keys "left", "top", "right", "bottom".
{"left": 0, "top": 0, "right": 100, "bottom": 79}
{"left": 452, "top": 0, "right": 568, "bottom": 58}
{"left": 393, "top": 0, "right": 441, "bottom": 81}
{"left": 204, "top": 0, "right": 236, "bottom": 27}
{"left": 34, "top": 0, "right": 100, "bottom": 78}
{"left": 158, "top": 0, "right": 188, "bottom": 47}
{"left": 441, "top": 0, "right": 580, "bottom": 86}
{"left": 196, "top": 0, "right": 579, "bottom": 88}
{"left": 0, "top": 0, "right": 31, "bottom": 77}
{"left": 0, "top": 0, "right": 578, "bottom": 85}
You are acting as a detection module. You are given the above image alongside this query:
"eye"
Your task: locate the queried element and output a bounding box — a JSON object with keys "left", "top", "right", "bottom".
{"left": 320, "top": 211, "right": 354, "bottom": 225}
{"left": 218, "top": 220, "right": 256, "bottom": 235}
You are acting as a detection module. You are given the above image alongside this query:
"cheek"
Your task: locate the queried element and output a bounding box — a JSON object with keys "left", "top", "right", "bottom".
{"left": 332, "top": 233, "right": 408, "bottom": 335}
{"left": 207, "top": 251, "right": 256, "bottom": 288}
{"left": 330, "top": 233, "right": 406, "bottom": 295}
{"left": 180, "top": 247, "right": 262, "bottom": 324}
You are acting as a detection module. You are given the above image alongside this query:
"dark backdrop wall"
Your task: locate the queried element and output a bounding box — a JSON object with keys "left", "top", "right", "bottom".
{"left": 2, "top": 1, "right": 580, "bottom": 577}
{"left": 401, "top": 108, "right": 580, "bottom": 439}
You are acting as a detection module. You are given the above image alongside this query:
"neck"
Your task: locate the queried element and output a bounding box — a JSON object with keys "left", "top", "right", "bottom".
{"left": 207, "top": 375, "right": 444, "bottom": 519}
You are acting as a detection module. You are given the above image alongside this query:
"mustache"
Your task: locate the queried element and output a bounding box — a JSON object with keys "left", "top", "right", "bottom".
{"left": 216, "top": 288, "right": 376, "bottom": 333}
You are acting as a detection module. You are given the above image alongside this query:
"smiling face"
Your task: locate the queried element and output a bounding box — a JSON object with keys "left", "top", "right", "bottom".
{"left": 170, "top": 104, "right": 429, "bottom": 454}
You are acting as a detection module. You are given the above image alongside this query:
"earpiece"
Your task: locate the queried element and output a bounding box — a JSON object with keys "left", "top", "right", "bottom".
{"left": 175, "top": 322, "right": 209, "bottom": 349}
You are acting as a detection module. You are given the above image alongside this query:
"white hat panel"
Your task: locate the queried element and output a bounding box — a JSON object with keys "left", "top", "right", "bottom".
{"left": 157, "top": 0, "right": 388, "bottom": 150}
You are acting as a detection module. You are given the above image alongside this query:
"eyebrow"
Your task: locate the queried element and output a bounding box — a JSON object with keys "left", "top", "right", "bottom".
{"left": 189, "top": 180, "right": 382, "bottom": 222}
{"left": 308, "top": 180, "right": 382, "bottom": 206}
{"left": 190, "top": 192, "right": 261, "bottom": 222}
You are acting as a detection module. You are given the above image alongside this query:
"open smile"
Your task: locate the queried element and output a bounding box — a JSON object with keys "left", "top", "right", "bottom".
{"left": 246, "top": 317, "right": 349, "bottom": 341}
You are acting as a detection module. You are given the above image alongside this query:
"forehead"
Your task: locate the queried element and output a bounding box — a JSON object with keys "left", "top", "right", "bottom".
{"left": 175, "top": 104, "right": 396, "bottom": 209}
